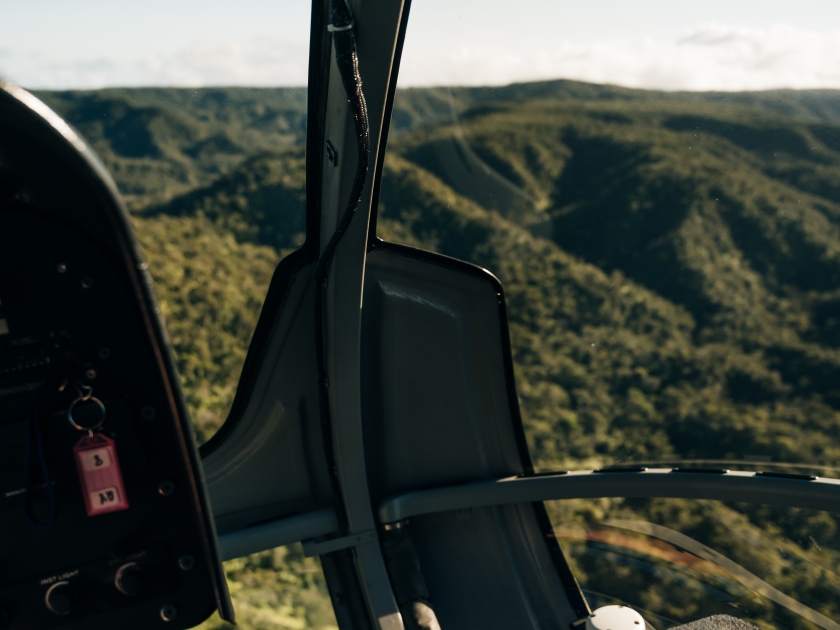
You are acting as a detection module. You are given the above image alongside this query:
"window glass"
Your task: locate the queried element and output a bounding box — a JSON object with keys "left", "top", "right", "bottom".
{"left": 1, "top": 3, "right": 335, "bottom": 629}
{"left": 547, "top": 498, "right": 840, "bottom": 629}
{"left": 196, "top": 545, "right": 337, "bottom": 630}
{"left": 379, "top": 0, "right": 840, "bottom": 477}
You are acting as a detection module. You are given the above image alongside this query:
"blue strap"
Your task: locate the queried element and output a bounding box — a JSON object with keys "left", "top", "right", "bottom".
{"left": 23, "top": 389, "right": 58, "bottom": 530}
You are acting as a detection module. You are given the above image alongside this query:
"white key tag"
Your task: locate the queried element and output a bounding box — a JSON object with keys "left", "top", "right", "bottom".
{"left": 68, "top": 390, "right": 129, "bottom": 516}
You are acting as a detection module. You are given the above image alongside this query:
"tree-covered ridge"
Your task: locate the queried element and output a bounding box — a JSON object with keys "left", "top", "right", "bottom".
{"left": 133, "top": 214, "right": 279, "bottom": 446}
{"left": 36, "top": 88, "right": 307, "bottom": 210}
{"left": 148, "top": 149, "right": 306, "bottom": 255}
{"left": 37, "top": 81, "right": 840, "bottom": 628}
{"left": 382, "top": 97, "right": 840, "bottom": 471}
{"left": 197, "top": 544, "right": 336, "bottom": 630}
{"left": 37, "top": 81, "right": 840, "bottom": 209}
{"left": 377, "top": 94, "right": 840, "bottom": 626}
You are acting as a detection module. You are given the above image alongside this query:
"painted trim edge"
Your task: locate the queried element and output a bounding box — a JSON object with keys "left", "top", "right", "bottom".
{"left": 219, "top": 508, "right": 340, "bottom": 561}
{"left": 377, "top": 469, "right": 840, "bottom": 524}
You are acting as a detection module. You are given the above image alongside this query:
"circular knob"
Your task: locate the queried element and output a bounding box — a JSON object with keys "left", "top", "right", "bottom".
{"left": 160, "top": 604, "right": 178, "bottom": 622}
{"left": 45, "top": 581, "right": 78, "bottom": 615}
{"left": 115, "top": 562, "right": 145, "bottom": 596}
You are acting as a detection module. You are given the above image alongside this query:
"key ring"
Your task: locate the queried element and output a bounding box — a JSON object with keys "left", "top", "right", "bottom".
{"left": 79, "top": 385, "right": 93, "bottom": 401}
{"left": 67, "top": 392, "right": 106, "bottom": 436}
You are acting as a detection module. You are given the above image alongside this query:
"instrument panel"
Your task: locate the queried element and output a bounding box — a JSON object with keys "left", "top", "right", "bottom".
{"left": 0, "top": 85, "right": 231, "bottom": 629}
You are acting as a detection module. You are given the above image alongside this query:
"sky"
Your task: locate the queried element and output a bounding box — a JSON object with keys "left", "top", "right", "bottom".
{"left": 2, "top": 0, "right": 840, "bottom": 91}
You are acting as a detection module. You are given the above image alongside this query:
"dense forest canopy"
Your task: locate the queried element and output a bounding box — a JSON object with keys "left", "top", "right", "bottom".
{"left": 35, "top": 80, "right": 840, "bottom": 629}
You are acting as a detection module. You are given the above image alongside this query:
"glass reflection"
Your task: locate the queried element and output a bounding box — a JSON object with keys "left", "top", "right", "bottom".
{"left": 547, "top": 498, "right": 840, "bottom": 629}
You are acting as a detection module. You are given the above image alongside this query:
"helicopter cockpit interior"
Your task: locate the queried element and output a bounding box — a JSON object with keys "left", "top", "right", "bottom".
{"left": 2, "top": 1, "right": 840, "bottom": 629}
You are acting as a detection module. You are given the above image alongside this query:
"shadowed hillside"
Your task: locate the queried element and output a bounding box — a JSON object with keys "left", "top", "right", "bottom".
{"left": 147, "top": 149, "right": 307, "bottom": 254}
{"left": 379, "top": 95, "right": 840, "bottom": 474}
{"left": 36, "top": 88, "right": 307, "bottom": 210}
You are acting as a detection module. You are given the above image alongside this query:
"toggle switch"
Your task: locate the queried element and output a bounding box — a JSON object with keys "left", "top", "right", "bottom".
{"left": 45, "top": 581, "right": 78, "bottom": 615}
{"left": 114, "top": 562, "right": 145, "bottom": 596}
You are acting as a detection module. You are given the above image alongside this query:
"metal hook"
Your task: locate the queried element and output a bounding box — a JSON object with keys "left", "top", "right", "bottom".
{"left": 67, "top": 395, "right": 106, "bottom": 434}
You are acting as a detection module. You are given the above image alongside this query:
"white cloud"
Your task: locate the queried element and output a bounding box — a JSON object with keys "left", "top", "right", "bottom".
{"left": 398, "top": 23, "right": 840, "bottom": 91}
{"left": 0, "top": 37, "right": 309, "bottom": 89}
{"left": 3, "top": 24, "right": 840, "bottom": 91}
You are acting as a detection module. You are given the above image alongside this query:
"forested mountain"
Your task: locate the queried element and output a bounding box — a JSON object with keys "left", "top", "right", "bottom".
{"left": 37, "top": 80, "right": 840, "bottom": 629}
{"left": 382, "top": 96, "right": 840, "bottom": 471}
{"left": 36, "top": 88, "right": 307, "bottom": 210}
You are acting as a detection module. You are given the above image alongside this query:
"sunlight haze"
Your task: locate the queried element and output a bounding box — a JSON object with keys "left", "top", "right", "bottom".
{"left": 2, "top": 0, "right": 840, "bottom": 90}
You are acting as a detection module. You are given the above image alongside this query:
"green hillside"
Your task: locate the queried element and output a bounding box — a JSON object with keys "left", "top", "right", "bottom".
{"left": 37, "top": 80, "right": 840, "bottom": 629}
{"left": 36, "top": 88, "right": 306, "bottom": 210}
{"left": 377, "top": 89, "right": 840, "bottom": 628}
{"left": 382, "top": 97, "right": 840, "bottom": 472}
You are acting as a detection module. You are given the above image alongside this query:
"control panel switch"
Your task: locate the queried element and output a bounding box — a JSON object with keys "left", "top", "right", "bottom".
{"left": 115, "top": 562, "right": 145, "bottom": 597}
{"left": 45, "top": 581, "right": 78, "bottom": 615}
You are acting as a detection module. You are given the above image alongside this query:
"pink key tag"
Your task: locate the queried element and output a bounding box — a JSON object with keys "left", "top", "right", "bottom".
{"left": 73, "top": 433, "right": 129, "bottom": 516}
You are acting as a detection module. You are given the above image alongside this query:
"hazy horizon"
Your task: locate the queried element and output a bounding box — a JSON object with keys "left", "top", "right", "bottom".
{"left": 21, "top": 77, "right": 840, "bottom": 96}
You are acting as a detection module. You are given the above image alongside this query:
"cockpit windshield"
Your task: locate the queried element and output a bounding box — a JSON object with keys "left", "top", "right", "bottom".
{"left": 4, "top": 0, "right": 840, "bottom": 629}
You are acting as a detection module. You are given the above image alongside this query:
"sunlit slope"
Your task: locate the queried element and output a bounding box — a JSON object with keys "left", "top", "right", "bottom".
{"left": 132, "top": 214, "right": 279, "bottom": 445}
{"left": 130, "top": 150, "right": 306, "bottom": 444}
